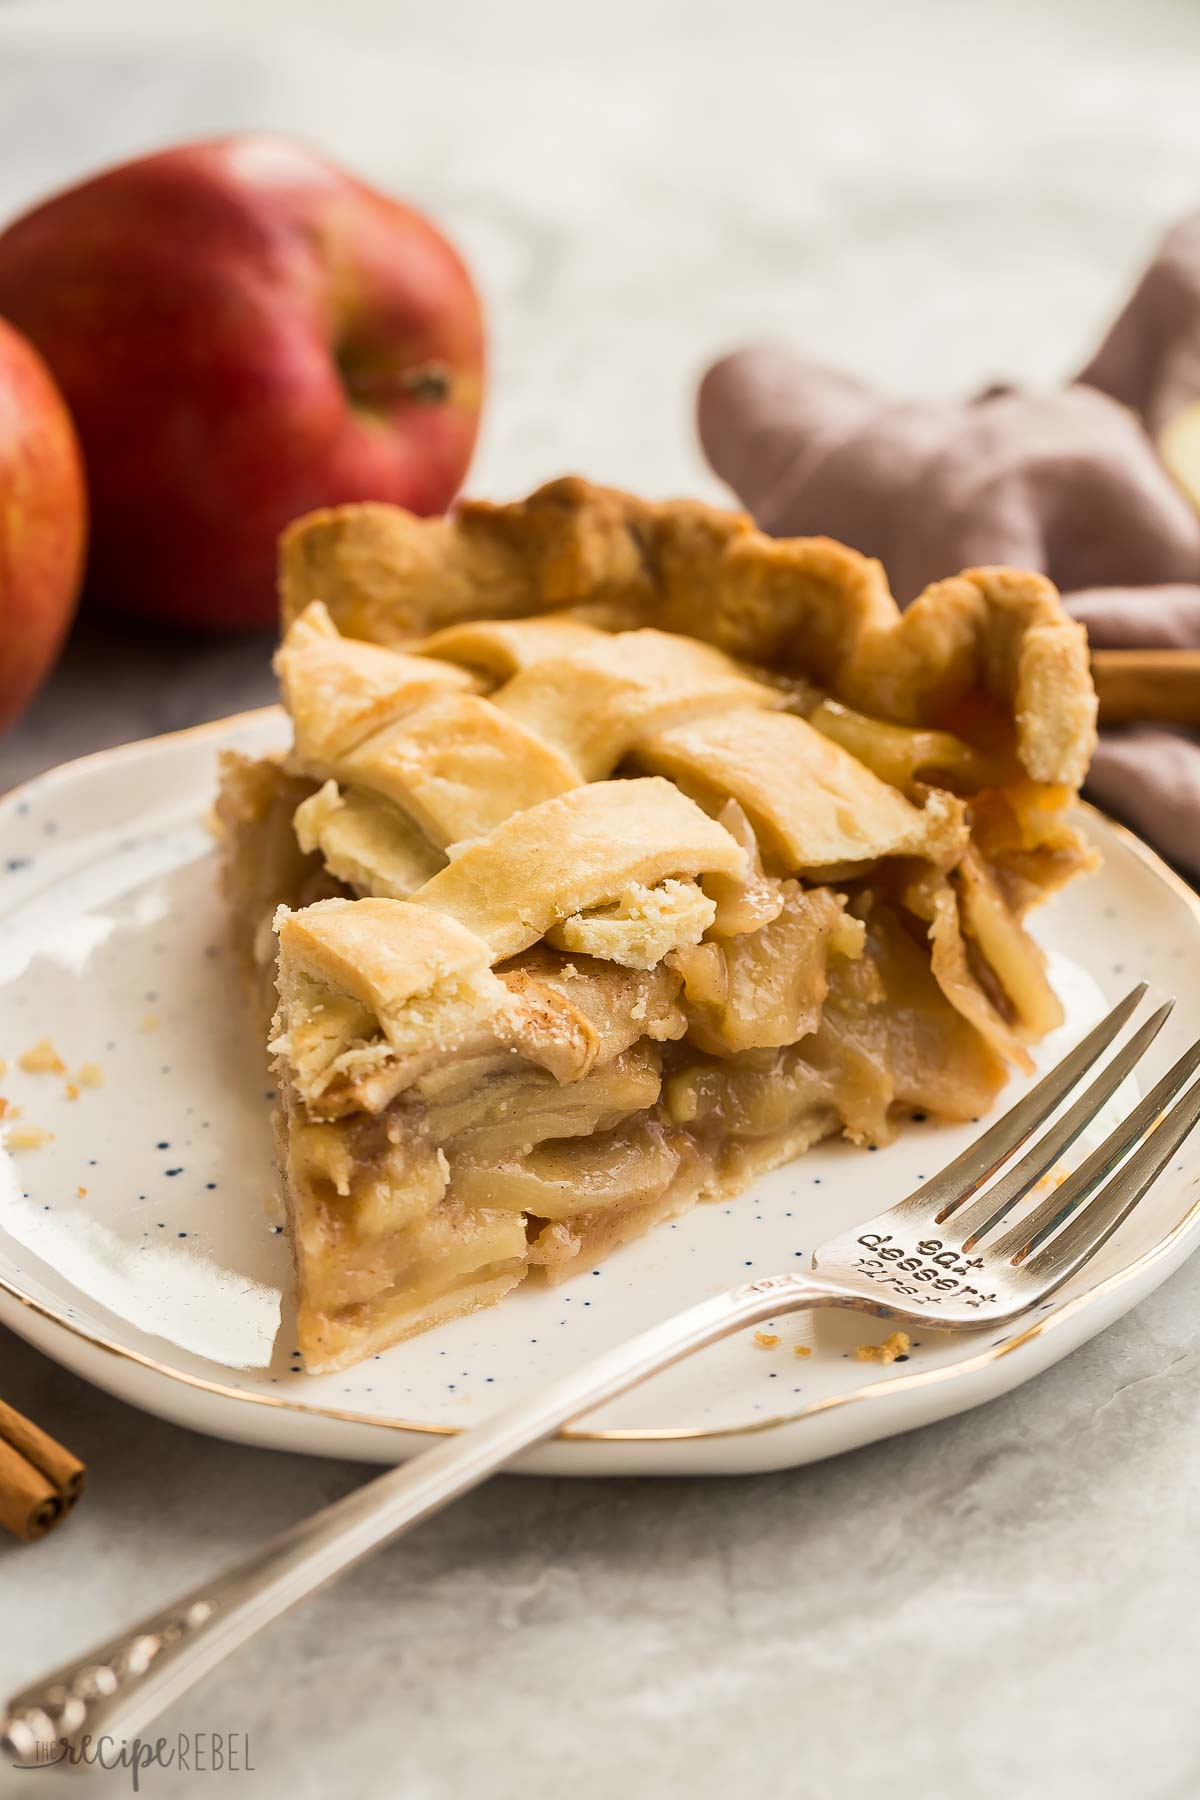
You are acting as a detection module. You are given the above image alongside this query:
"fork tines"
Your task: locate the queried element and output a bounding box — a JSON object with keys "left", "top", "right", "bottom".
{"left": 927, "top": 984, "right": 1200, "bottom": 1292}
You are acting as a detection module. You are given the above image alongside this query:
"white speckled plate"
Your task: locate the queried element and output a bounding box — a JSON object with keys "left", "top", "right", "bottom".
{"left": 2, "top": 711, "right": 1199, "bottom": 1476}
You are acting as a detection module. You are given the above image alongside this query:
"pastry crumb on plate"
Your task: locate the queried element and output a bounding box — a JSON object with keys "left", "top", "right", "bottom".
{"left": 5, "top": 1124, "right": 54, "bottom": 1150}
{"left": 856, "top": 1331, "right": 911, "bottom": 1364}
{"left": 17, "top": 1037, "right": 66, "bottom": 1075}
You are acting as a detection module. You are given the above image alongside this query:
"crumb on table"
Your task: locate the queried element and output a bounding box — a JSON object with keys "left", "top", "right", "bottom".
{"left": 793, "top": 1344, "right": 812, "bottom": 1358}
{"left": 64, "top": 1084, "right": 79, "bottom": 1101}
{"left": 76, "top": 1063, "right": 104, "bottom": 1088}
{"left": 17, "top": 1038, "right": 66, "bottom": 1075}
{"left": 139, "top": 1014, "right": 160, "bottom": 1034}
{"left": 856, "top": 1331, "right": 911, "bottom": 1364}
{"left": 753, "top": 1330, "right": 780, "bottom": 1349}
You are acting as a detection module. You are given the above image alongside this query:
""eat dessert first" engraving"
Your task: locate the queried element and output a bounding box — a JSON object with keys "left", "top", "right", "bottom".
{"left": 852, "top": 1233, "right": 998, "bottom": 1308}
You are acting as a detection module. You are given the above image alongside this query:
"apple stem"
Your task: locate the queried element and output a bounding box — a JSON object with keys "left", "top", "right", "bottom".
{"left": 399, "top": 362, "right": 452, "bottom": 404}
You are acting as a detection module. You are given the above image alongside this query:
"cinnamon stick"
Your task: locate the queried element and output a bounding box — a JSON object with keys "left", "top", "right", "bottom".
{"left": 0, "top": 1398, "right": 85, "bottom": 1542}
{"left": 1092, "top": 648, "right": 1200, "bottom": 727}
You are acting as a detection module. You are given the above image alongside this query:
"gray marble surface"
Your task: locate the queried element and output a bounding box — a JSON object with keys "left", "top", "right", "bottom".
{"left": 3, "top": 2, "right": 1200, "bottom": 1794}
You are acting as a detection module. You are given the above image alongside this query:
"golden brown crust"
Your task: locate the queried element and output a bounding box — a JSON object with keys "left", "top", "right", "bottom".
{"left": 279, "top": 476, "right": 1097, "bottom": 787}
{"left": 212, "top": 750, "right": 329, "bottom": 1017}
{"left": 839, "top": 567, "right": 1097, "bottom": 790}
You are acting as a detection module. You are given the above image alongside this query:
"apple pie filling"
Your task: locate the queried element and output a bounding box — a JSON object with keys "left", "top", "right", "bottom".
{"left": 214, "top": 478, "right": 1098, "bottom": 1370}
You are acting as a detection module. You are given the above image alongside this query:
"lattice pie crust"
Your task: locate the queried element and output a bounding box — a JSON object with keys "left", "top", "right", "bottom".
{"left": 214, "top": 478, "right": 1097, "bottom": 1371}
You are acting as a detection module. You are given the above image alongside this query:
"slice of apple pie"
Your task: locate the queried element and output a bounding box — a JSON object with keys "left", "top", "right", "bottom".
{"left": 215, "top": 477, "right": 1098, "bottom": 1371}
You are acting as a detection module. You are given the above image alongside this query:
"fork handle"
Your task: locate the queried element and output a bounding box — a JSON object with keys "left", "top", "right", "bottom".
{"left": 3, "top": 1273, "right": 857, "bottom": 1764}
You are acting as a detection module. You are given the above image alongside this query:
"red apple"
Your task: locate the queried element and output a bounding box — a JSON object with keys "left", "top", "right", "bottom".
{"left": 0, "top": 317, "right": 87, "bottom": 733}
{"left": 0, "top": 136, "right": 485, "bottom": 632}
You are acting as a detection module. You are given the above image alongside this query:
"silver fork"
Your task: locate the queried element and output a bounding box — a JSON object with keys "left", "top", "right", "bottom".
{"left": 7, "top": 983, "right": 1200, "bottom": 1768}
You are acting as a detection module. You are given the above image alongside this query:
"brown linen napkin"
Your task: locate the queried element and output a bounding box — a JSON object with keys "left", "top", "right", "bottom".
{"left": 698, "top": 212, "right": 1200, "bottom": 878}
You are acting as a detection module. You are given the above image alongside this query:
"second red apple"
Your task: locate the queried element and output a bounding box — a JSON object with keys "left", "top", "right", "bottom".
{"left": 0, "top": 318, "right": 86, "bottom": 733}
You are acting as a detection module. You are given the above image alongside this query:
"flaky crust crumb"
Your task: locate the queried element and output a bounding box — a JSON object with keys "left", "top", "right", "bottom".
{"left": 856, "top": 1331, "right": 911, "bottom": 1364}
